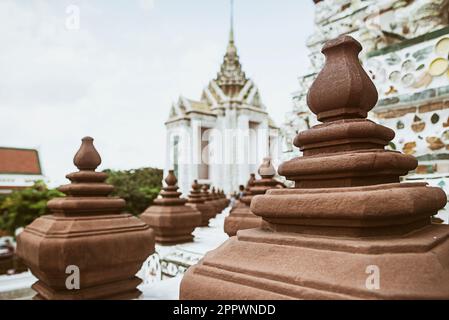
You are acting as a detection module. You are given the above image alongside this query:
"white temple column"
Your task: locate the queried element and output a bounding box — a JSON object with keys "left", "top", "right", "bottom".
{"left": 257, "top": 119, "right": 269, "bottom": 170}
{"left": 236, "top": 111, "right": 250, "bottom": 189}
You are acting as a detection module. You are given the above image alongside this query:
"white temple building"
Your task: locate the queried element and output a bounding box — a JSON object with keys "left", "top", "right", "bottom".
{"left": 164, "top": 18, "right": 280, "bottom": 195}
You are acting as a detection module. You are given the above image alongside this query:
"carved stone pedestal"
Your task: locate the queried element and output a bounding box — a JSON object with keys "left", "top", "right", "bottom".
{"left": 202, "top": 185, "right": 220, "bottom": 215}
{"left": 180, "top": 36, "right": 449, "bottom": 300}
{"left": 187, "top": 180, "right": 216, "bottom": 227}
{"left": 140, "top": 171, "right": 201, "bottom": 245}
{"left": 17, "top": 137, "right": 155, "bottom": 300}
{"left": 224, "top": 158, "right": 278, "bottom": 237}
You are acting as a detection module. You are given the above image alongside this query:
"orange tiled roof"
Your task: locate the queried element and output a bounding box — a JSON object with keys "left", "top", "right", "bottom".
{"left": 0, "top": 148, "right": 42, "bottom": 175}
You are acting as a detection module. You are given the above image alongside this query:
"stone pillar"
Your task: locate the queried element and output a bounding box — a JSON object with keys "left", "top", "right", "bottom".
{"left": 140, "top": 170, "right": 201, "bottom": 245}
{"left": 223, "top": 158, "right": 278, "bottom": 237}
{"left": 180, "top": 36, "right": 449, "bottom": 299}
{"left": 16, "top": 137, "right": 155, "bottom": 300}
{"left": 187, "top": 180, "right": 216, "bottom": 227}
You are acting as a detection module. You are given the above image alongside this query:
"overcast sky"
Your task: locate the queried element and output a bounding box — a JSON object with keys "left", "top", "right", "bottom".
{"left": 0, "top": 0, "right": 315, "bottom": 186}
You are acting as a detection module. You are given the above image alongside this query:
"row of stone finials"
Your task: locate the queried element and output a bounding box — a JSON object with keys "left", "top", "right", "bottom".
{"left": 14, "top": 135, "right": 283, "bottom": 299}
{"left": 140, "top": 155, "right": 285, "bottom": 243}
{"left": 15, "top": 35, "right": 449, "bottom": 300}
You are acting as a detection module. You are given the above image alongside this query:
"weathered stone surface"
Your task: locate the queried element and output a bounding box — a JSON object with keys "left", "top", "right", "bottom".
{"left": 187, "top": 180, "right": 216, "bottom": 227}
{"left": 140, "top": 171, "right": 201, "bottom": 245}
{"left": 180, "top": 36, "right": 449, "bottom": 300}
{"left": 17, "top": 137, "right": 155, "bottom": 300}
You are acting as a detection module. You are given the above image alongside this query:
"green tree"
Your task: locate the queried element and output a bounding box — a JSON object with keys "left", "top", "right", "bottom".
{"left": 0, "top": 181, "right": 64, "bottom": 236}
{"left": 104, "top": 167, "right": 163, "bottom": 216}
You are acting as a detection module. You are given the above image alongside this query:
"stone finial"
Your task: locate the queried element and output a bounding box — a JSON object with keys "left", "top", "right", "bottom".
{"left": 200, "top": 184, "right": 219, "bottom": 214}
{"left": 307, "top": 35, "right": 378, "bottom": 122}
{"left": 187, "top": 180, "right": 216, "bottom": 227}
{"left": 181, "top": 36, "right": 449, "bottom": 300}
{"left": 192, "top": 179, "right": 200, "bottom": 190}
{"left": 258, "top": 157, "right": 275, "bottom": 178}
{"left": 246, "top": 174, "right": 256, "bottom": 191}
{"left": 17, "top": 137, "right": 155, "bottom": 300}
{"left": 224, "top": 164, "right": 278, "bottom": 237}
{"left": 217, "top": 189, "right": 230, "bottom": 209}
{"left": 140, "top": 172, "right": 201, "bottom": 244}
{"left": 210, "top": 186, "right": 225, "bottom": 212}
{"left": 73, "top": 137, "right": 102, "bottom": 171}
{"left": 165, "top": 170, "right": 177, "bottom": 186}
{"left": 187, "top": 180, "right": 204, "bottom": 205}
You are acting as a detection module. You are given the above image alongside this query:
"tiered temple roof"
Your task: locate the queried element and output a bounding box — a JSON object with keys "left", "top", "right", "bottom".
{"left": 167, "top": 28, "right": 270, "bottom": 124}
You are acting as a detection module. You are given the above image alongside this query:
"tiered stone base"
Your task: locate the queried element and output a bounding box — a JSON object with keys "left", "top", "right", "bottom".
{"left": 18, "top": 213, "right": 155, "bottom": 300}
{"left": 181, "top": 225, "right": 449, "bottom": 299}
{"left": 188, "top": 203, "right": 216, "bottom": 227}
{"left": 140, "top": 206, "right": 200, "bottom": 245}
{"left": 223, "top": 207, "right": 262, "bottom": 237}
{"left": 182, "top": 183, "right": 449, "bottom": 299}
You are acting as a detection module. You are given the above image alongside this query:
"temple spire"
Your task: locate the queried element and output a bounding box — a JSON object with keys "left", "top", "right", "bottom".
{"left": 229, "top": 0, "right": 235, "bottom": 44}
{"left": 216, "top": 0, "right": 247, "bottom": 96}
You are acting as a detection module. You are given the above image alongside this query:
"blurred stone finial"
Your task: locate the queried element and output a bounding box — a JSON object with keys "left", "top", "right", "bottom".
{"left": 192, "top": 179, "right": 200, "bottom": 190}
{"left": 165, "top": 170, "right": 178, "bottom": 186}
{"left": 258, "top": 157, "right": 276, "bottom": 178}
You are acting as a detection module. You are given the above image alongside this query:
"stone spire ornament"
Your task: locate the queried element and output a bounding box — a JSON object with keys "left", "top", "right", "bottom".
{"left": 140, "top": 170, "right": 201, "bottom": 245}
{"left": 187, "top": 180, "right": 216, "bottom": 227}
{"left": 180, "top": 36, "right": 449, "bottom": 299}
{"left": 224, "top": 158, "right": 278, "bottom": 237}
{"left": 16, "top": 137, "right": 155, "bottom": 300}
{"left": 211, "top": 187, "right": 225, "bottom": 212}
{"left": 202, "top": 184, "right": 220, "bottom": 215}
{"left": 232, "top": 173, "right": 255, "bottom": 210}
{"left": 218, "top": 189, "right": 230, "bottom": 209}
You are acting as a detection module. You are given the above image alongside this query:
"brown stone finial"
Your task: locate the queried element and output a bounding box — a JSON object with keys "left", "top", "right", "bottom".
{"left": 140, "top": 172, "right": 201, "bottom": 244}
{"left": 181, "top": 36, "right": 449, "bottom": 300}
{"left": 17, "top": 137, "right": 155, "bottom": 300}
{"left": 217, "top": 188, "right": 230, "bottom": 209}
{"left": 246, "top": 173, "right": 256, "bottom": 190}
{"left": 187, "top": 180, "right": 216, "bottom": 227}
{"left": 307, "top": 35, "right": 378, "bottom": 122}
{"left": 73, "top": 136, "right": 102, "bottom": 171}
{"left": 201, "top": 184, "right": 221, "bottom": 214}
{"left": 258, "top": 157, "right": 275, "bottom": 178}
{"left": 210, "top": 186, "right": 225, "bottom": 212}
{"left": 224, "top": 164, "right": 278, "bottom": 237}
{"left": 165, "top": 170, "right": 177, "bottom": 186}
